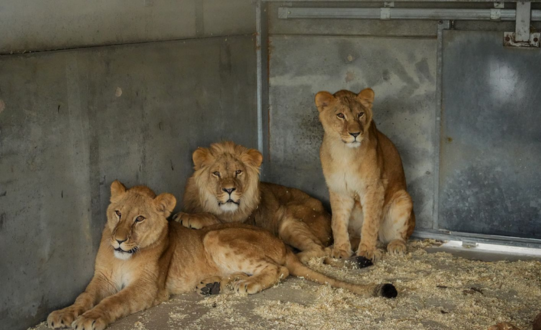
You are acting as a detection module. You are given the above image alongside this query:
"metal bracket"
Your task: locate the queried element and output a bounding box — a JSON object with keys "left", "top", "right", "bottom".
{"left": 380, "top": 7, "right": 391, "bottom": 20}
{"left": 381, "top": 3, "right": 393, "bottom": 20}
{"left": 494, "top": 2, "right": 504, "bottom": 9}
{"left": 490, "top": 9, "right": 501, "bottom": 20}
{"left": 504, "top": 32, "right": 540, "bottom": 47}
{"left": 504, "top": 2, "right": 538, "bottom": 48}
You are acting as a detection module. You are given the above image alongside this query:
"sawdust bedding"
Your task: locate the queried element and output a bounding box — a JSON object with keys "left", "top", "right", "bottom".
{"left": 29, "top": 240, "right": 541, "bottom": 330}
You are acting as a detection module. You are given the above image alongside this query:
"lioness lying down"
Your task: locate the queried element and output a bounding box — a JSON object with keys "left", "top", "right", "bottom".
{"left": 47, "top": 181, "right": 397, "bottom": 330}
{"left": 174, "top": 141, "right": 333, "bottom": 264}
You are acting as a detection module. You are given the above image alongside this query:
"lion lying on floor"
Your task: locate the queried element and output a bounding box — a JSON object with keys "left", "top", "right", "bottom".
{"left": 47, "top": 181, "right": 396, "bottom": 330}
{"left": 173, "top": 141, "right": 333, "bottom": 264}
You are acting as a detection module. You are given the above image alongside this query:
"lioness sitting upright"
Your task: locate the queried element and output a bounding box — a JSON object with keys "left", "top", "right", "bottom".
{"left": 47, "top": 181, "right": 396, "bottom": 330}
{"left": 173, "top": 141, "right": 332, "bottom": 263}
{"left": 315, "top": 88, "right": 415, "bottom": 264}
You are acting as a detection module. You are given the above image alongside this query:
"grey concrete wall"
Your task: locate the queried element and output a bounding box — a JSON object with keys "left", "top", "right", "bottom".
{"left": 0, "top": 0, "right": 256, "bottom": 54}
{"left": 0, "top": 35, "right": 257, "bottom": 330}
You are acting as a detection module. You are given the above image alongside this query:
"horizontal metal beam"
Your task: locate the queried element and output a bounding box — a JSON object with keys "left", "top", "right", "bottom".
{"left": 268, "top": 0, "right": 541, "bottom": 2}
{"left": 413, "top": 229, "right": 541, "bottom": 249}
{"left": 278, "top": 7, "right": 541, "bottom": 21}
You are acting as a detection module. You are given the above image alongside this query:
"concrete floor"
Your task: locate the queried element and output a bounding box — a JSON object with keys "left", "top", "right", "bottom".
{"left": 31, "top": 278, "right": 322, "bottom": 330}
{"left": 30, "top": 242, "right": 541, "bottom": 330}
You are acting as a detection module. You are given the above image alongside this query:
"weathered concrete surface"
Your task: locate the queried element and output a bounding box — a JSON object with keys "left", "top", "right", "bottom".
{"left": 0, "top": 0, "right": 256, "bottom": 54}
{"left": 0, "top": 35, "right": 257, "bottom": 330}
{"left": 268, "top": 35, "right": 437, "bottom": 230}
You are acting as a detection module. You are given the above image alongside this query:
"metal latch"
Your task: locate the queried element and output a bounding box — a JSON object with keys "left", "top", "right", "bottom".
{"left": 504, "top": 1, "right": 540, "bottom": 48}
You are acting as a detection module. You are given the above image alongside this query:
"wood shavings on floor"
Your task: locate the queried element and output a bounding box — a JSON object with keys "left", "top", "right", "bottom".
{"left": 29, "top": 240, "right": 541, "bottom": 330}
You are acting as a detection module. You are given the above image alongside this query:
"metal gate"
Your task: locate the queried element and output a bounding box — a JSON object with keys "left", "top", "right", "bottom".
{"left": 255, "top": 0, "right": 541, "bottom": 248}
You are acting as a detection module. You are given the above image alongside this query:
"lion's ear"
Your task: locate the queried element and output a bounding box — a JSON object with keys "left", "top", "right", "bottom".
{"left": 357, "top": 88, "right": 375, "bottom": 109}
{"left": 110, "top": 180, "right": 126, "bottom": 202}
{"left": 154, "top": 193, "right": 177, "bottom": 218}
{"left": 192, "top": 147, "right": 213, "bottom": 170}
{"left": 241, "top": 149, "right": 263, "bottom": 168}
{"left": 315, "top": 91, "right": 335, "bottom": 112}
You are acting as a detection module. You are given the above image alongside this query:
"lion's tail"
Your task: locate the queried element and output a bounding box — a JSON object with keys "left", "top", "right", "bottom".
{"left": 284, "top": 251, "right": 397, "bottom": 298}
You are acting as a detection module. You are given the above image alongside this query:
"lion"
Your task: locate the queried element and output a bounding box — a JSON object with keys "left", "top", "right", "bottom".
{"left": 315, "top": 88, "right": 416, "bottom": 265}
{"left": 173, "top": 141, "right": 333, "bottom": 264}
{"left": 47, "top": 181, "right": 397, "bottom": 330}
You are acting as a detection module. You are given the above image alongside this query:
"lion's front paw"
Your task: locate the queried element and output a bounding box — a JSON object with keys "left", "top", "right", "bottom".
{"left": 72, "top": 311, "right": 108, "bottom": 330}
{"left": 47, "top": 306, "right": 80, "bottom": 329}
{"left": 174, "top": 213, "right": 205, "bottom": 229}
{"left": 331, "top": 244, "right": 352, "bottom": 259}
{"left": 172, "top": 212, "right": 188, "bottom": 223}
{"left": 387, "top": 239, "right": 407, "bottom": 255}
{"left": 357, "top": 246, "right": 383, "bottom": 264}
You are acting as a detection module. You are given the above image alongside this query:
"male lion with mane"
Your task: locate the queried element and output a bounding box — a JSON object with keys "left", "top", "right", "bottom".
{"left": 47, "top": 181, "right": 397, "bottom": 330}
{"left": 174, "top": 141, "right": 332, "bottom": 264}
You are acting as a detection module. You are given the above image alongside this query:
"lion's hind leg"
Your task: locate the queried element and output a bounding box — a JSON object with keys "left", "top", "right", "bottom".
{"left": 196, "top": 273, "right": 251, "bottom": 296}
{"left": 380, "top": 189, "right": 413, "bottom": 255}
{"left": 232, "top": 264, "right": 289, "bottom": 295}
{"left": 279, "top": 216, "right": 328, "bottom": 264}
{"left": 203, "top": 229, "right": 290, "bottom": 295}
{"left": 196, "top": 276, "right": 223, "bottom": 296}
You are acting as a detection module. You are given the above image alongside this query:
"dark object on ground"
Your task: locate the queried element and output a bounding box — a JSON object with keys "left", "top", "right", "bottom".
{"left": 533, "top": 311, "right": 541, "bottom": 330}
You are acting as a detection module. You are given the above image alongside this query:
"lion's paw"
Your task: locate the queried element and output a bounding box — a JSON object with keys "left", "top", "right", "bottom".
{"left": 174, "top": 213, "right": 205, "bottom": 229}
{"left": 72, "top": 311, "right": 108, "bottom": 330}
{"left": 233, "top": 279, "right": 262, "bottom": 295}
{"left": 357, "top": 247, "right": 383, "bottom": 264}
{"left": 172, "top": 212, "right": 187, "bottom": 223}
{"left": 47, "top": 306, "right": 80, "bottom": 329}
{"left": 331, "top": 245, "right": 352, "bottom": 259}
{"left": 196, "top": 277, "right": 222, "bottom": 296}
{"left": 387, "top": 240, "right": 407, "bottom": 255}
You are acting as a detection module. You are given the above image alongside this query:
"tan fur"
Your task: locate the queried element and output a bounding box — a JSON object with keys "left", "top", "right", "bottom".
{"left": 315, "top": 88, "right": 416, "bottom": 262}
{"left": 47, "top": 182, "right": 394, "bottom": 330}
{"left": 173, "top": 141, "right": 332, "bottom": 263}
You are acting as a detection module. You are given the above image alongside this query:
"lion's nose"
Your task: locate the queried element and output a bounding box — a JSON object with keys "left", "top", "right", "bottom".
{"left": 116, "top": 238, "right": 127, "bottom": 244}
{"left": 222, "top": 188, "right": 236, "bottom": 194}
{"left": 349, "top": 132, "right": 360, "bottom": 138}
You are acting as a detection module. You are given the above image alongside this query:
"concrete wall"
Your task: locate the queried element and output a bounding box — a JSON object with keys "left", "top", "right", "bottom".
{"left": 0, "top": 0, "right": 255, "bottom": 54}
{"left": 0, "top": 2, "right": 257, "bottom": 330}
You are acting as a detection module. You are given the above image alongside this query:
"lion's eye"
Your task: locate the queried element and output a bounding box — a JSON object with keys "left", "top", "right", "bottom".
{"left": 358, "top": 112, "right": 365, "bottom": 118}
{"left": 212, "top": 171, "right": 221, "bottom": 178}
{"left": 115, "top": 210, "right": 121, "bottom": 218}
{"left": 337, "top": 113, "right": 345, "bottom": 119}
{"left": 135, "top": 216, "right": 145, "bottom": 223}
{"left": 235, "top": 170, "right": 243, "bottom": 176}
